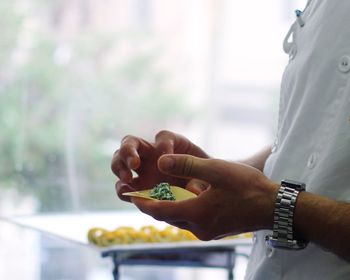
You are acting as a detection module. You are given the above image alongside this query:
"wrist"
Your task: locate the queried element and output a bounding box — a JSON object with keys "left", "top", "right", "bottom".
{"left": 262, "top": 181, "right": 280, "bottom": 229}
{"left": 251, "top": 179, "right": 280, "bottom": 231}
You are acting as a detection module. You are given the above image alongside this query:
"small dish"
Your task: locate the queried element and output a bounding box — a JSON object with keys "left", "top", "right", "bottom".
{"left": 123, "top": 186, "right": 197, "bottom": 202}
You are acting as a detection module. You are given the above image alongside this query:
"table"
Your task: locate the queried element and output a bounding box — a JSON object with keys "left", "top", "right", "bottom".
{"left": 101, "top": 239, "right": 251, "bottom": 280}
{"left": 4, "top": 211, "right": 252, "bottom": 280}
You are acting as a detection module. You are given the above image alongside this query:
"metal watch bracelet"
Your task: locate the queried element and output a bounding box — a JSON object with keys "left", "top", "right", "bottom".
{"left": 265, "top": 180, "right": 308, "bottom": 250}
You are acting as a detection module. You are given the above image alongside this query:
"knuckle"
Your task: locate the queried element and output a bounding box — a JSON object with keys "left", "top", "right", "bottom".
{"left": 121, "top": 135, "right": 136, "bottom": 143}
{"left": 208, "top": 159, "right": 225, "bottom": 182}
{"left": 113, "top": 148, "right": 120, "bottom": 157}
{"left": 111, "top": 162, "right": 123, "bottom": 178}
{"left": 155, "top": 130, "right": 172, "bottom": 139}
{"left": 181, "top": 156, "right": 194, "bottom": 177}
{"left": 119, "top": 144, "right": 138, "bottom": 161}
{"left": 155, "top": 130, "right": 175, "bottom": 153}
{"left": 121, "top": 142, "right": 134, "bottom": 151}
{"left": 111, "top": 150, "right": 120, "bottom": 169}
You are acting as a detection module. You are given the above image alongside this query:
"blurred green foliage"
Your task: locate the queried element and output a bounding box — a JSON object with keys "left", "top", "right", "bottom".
{"left": 0, "top": 1, "right": 191, "bottom": 212}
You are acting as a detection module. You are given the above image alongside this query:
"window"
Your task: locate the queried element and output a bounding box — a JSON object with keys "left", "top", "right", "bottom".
{"left": 0, "top": 0, "right": 307, "bottom": 279}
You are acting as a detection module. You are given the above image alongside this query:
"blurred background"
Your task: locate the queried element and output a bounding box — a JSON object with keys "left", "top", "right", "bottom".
{"left": 0, "top": 0, "right": 305, "bottom": 279}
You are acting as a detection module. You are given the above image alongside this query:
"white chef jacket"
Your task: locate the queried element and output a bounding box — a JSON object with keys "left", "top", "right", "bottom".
{"left": 245, "top": 0, "right": 350, "bottom": 279}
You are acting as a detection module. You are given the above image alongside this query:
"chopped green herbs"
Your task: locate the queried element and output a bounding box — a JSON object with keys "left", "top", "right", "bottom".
{"left": 150, "top": 182, "right": 176, "bottom": 201}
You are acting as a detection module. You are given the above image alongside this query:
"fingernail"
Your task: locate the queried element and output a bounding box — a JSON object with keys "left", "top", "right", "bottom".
{"left": 160, "top": 156, "right": 175, "bottom": 171}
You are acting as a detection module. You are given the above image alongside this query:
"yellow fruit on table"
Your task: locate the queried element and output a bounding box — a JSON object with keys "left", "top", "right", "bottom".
{"left": 87, "top": 225, "right": 250, "bottom": 247}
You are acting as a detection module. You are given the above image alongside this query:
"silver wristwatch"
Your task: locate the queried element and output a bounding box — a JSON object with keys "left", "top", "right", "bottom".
{"left": 265, "top": 179, "right": 308, "bottom": 250}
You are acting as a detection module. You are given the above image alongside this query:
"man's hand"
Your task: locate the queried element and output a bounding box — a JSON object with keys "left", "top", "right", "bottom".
{"left": 131, "top": 154, "right": 279, "bottom": 240}
{"left": 111, "top": 130, "right": 209, "bottom": 201}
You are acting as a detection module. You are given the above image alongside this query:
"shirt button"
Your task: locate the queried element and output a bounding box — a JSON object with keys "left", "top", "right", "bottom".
{"left": 338, "top": 56, "right": 350, "bottom": 73}
{"left": 307, "top": 153, "right": 318, "bottom": 169}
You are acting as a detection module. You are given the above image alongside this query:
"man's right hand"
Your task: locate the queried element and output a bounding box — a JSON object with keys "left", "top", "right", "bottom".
{"left": 111, "top": 130, "right": 209, "bottom": 201}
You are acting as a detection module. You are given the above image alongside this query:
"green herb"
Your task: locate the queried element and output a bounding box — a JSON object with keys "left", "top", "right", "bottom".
{"left": 150, "top": 182, "right": 176, "bottom": 201}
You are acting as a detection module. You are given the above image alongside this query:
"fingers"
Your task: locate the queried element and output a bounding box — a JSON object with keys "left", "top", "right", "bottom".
{"left": 131, "top": 196, "right": 215, "bottom": 240}
{"left": 158, "top": 154, "right": 227, "bottom": 185}
{"left": 115, "top": 181, "right": 136, "bottom": 202}
{"left": 155, "top": 130, "right": 176, "bottom": 154}
{"left": 111, "top": 135, "right": 153, "bottom": 181}
{"left": 155, "top": 130, "right": 209, "bottom": 158}
{"left": 131, "top": 197, "right": 197, "bottom": 222}
{"left": 111, "top": 155, "right": 133, "bottom": 182}
{"left": 119, "top": 136, "right": 142, "bottom": 169}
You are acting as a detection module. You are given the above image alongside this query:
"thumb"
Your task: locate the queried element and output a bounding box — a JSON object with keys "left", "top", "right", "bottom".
{"left": 158, "top": 154, "right": 224, "bottom": 184}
